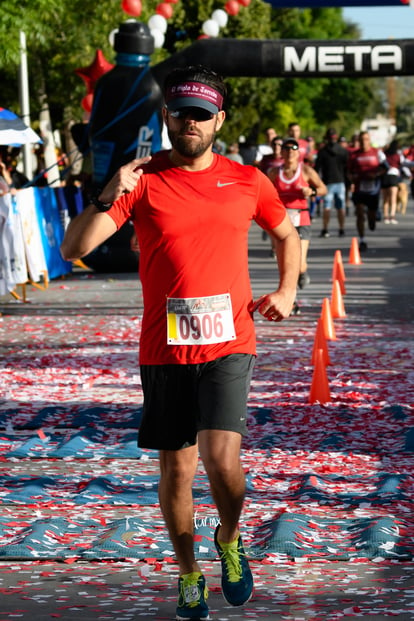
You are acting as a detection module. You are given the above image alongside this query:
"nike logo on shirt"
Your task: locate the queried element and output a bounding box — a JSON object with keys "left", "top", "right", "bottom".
{"left": 217, "top": 181, "right": 237, "bottom": 187}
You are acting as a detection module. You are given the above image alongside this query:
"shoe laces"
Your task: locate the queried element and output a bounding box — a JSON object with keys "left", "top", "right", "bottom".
{"left": 179, "top": 572, "right": 205, "bottom": 608}
{"left": 219, "top": 539, "right": 243, "bottom": 583}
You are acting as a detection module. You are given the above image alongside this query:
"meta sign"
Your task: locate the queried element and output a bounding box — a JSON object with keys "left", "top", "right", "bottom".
{"left": 192, "top": 38, "right": 414, "bottom": 78}
{"left": 281, "top": 41, "right": 405, "bottom": 76}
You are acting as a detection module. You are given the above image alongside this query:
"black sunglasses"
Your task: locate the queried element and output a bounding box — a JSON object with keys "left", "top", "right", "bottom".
{"left": 168, "top": 107, "right": 215, "bottom": 122}
{"left": 282, "top": 144, "right": 299, "bottom": 151}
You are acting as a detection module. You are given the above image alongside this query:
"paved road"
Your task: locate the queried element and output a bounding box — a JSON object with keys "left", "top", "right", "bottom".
{"left": 0, "top": 202, "right": 413, "bottom": 620}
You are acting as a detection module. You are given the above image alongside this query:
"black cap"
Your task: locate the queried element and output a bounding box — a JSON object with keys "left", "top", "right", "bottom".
{"left": 282, "top": 138, "right": 299, "bottom": 149}
{"left": 326, "top": 128, "right": 338, "bottom": 138}
{"left": 114, "top": 21, "right": 154, "bottom": 55}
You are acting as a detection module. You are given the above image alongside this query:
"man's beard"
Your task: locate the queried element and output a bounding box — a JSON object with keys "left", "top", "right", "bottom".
{"left": 167, "top": 123, "right": 217, "bottom": 158}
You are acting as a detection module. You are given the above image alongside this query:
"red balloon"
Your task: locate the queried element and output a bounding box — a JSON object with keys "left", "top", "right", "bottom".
{"left": 81, "top": 93, "right": 94, "bottom": 113}
{"left": 156, "top": 2, "right": 174, "bottom": 19}
{"left": 225, "top": 0, "right": 240, "bottom": 16}
{"left": 238, "top": 0, "right": 251, "bottom": 5}
{"left": 121, "top": 0, "right": 142, "bottom": 17}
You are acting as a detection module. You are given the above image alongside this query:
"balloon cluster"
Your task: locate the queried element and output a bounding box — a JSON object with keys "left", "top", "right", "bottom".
{"left": 201, "top": 0, "right": 251, "bottom": 39}
{"left": 120, "top": 0, "right": 251, "bottom": 49}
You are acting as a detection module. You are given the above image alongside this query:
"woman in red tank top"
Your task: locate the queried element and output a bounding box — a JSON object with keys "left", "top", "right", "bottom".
{"left": 268, "top": 138, "right": 326, "bottom": 313}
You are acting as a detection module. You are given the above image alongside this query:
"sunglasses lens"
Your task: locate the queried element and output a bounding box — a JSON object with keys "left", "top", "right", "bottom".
{"left": 169, "top": 108, "right": 214, "bottom": 122}
{"left": 282, "top": 145, "right": 298, "bottom": 151}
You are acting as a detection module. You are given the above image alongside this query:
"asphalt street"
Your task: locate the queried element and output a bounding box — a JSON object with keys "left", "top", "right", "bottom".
{"left": 0, "top": 200, "right": 413, "bottom": 620}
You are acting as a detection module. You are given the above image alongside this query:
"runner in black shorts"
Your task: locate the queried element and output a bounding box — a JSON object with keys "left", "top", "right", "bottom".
{"left": 60, "top": 64, "right": 301, "bottom": 621}
{"left": 348, "top": 131, "right": 386, "bottom": 251}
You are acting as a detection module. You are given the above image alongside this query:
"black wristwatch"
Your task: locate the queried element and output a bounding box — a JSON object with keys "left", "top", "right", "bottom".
{"left": 90, "top": 192, "right": 113, "bottom": 212}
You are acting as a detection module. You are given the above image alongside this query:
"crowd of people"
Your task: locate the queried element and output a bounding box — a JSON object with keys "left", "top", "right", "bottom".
{"left": 216, "top": 124, "right": 414, "bottom": 259}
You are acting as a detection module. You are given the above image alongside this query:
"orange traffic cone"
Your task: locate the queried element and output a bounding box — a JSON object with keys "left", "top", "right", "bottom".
{"left": 331, "top": 279, "right": 346, "bottom": 318}
{"left": 321, "top": 297, "right": 336, "bottom": 341}
{"left": 332, "top": 250, "right": 346, "bottom": 295}
{"left": 312, "top": 317, "right": 331, "bottom": 366}
{"left": 349, "top": 237, "right": 362, "bottom": 265}
{"left": 309, "top": 348, "right": 331, "bottom": 404}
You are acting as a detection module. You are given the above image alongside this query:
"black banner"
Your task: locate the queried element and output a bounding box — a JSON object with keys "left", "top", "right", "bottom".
{"left": 155, "top": 38, "right": 414, "bottom": 81}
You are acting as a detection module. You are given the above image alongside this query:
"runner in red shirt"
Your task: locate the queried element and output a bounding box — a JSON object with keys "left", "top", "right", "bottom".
{"left": 61, "top": 65, "right": 301, "bottom": 621}
{"left": 287, "top": 122, "right": 310, "bottom": 163}
{"left": 348, "top": 131, "right": 386, "bottom": 251}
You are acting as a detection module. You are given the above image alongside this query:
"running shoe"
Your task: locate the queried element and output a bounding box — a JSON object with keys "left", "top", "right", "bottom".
{"left": 176, "top": 572, "right": 210, "bottom": 620}
{"left": 338, "top": 229, "right": 345, "bottom": 237}
{"left": 319, "top": 229, "right": 330, "bottom": 238}
{"left": 359, "top": 240, "right": 368, "bottom": 252}
{"left": 214, "top": 526, "right": 253, "bottom": 607}
{"left": 290, "top": 301, "right": 301, "bottom": 316}
{"left": 298, "top": 272, "right": 310, "bottom": 289}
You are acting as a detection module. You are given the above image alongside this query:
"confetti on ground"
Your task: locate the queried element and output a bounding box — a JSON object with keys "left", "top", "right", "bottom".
{"left": 0, "top": 312, "right": 413, "bottom": 565}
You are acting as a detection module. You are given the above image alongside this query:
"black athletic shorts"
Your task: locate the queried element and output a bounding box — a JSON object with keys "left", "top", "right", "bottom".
{"left": 296, "top": 225, "right": 311, "bottom": 241}
{"left": 138, "top": 353, "right": 255, "bottom": 450}
{"left": 352, "top": 191, "right": 380, "bottom": 211}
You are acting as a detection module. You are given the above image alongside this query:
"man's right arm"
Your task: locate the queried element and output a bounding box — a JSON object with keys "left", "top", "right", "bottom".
{"left": 60, "top": 205, "right": 118, "bottom": 261}
{"left": 61, "top": 156, "right": 151, "bottom": 261}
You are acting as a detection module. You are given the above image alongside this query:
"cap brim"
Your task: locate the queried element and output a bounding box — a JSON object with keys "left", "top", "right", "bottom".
{"left": 166, "top": 97, "right": 219, "bottom": 114}
{"left": 282, "top": 139, "right": 299, "bottom": 148}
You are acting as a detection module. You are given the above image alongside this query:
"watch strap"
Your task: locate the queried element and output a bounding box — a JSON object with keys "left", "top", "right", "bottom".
{"left": 90, "top": 191, "right": 113, "bottom": 212}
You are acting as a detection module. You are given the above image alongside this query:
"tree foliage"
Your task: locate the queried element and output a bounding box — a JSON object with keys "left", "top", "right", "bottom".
{"left": 0, "top": 0, "right": 379, "bottom": 146}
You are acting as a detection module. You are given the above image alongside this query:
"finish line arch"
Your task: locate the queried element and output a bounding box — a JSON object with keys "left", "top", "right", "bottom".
{"left": 153, "top": 38, "right": 414, "bottom": 81}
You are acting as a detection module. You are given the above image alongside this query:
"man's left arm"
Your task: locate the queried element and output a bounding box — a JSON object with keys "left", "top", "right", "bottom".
{"left": 249, "top": 214, "right": 301, "bottom": 321}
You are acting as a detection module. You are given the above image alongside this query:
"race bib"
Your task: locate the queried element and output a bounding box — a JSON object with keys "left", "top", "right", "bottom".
{"left": 167, "top": 293, "right": 236, "bottom": 345}
{"left": 287, "top": 209, "right": 301, "bottom": 227}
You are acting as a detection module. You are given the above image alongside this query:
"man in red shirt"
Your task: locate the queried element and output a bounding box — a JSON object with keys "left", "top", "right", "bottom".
{"left": 287, "top": 122, "right": 310, "bottom": 163}
{"left": 348, "top": 131, "right": 386, "bottom": 251}
{"left": 61, "top": 65, "right": 300, "bottom": 620}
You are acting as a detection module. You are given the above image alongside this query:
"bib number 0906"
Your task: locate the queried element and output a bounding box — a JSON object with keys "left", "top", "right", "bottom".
{"left": 179, "top": 312, "right": 224, "bottom": 341}
{"left": 167, "top": 293, "right": 236, "bottom": 345}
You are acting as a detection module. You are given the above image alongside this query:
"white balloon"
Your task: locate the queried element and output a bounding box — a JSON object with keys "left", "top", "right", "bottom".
{"left": 211, "top": 9, "right": 228, "bottom": 28}
{"left": 109, "top": 28, "right": 118, "bottom": 48}
{"left": 202, "top": 19, "right": 220, "bottom": 38}
{"left": 148, "top": 14, "right": 168, "bottom": 34}
{"left": 151, "top": 28, "right": 165, "bottom": 49}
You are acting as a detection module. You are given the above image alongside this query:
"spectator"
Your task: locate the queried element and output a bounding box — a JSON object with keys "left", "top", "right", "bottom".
{"left": 381, "top": 139, "right": 404, "bottom": 224}
{"left": 315, "top": 128, "right": 349, "bottom": 237}
{"left": 259, "top": 135, "right": 283, "bottom": 175}
{"left": 225, "top": 142, "right": 244, "bottom": 164}
{"left": 254, "top": 127, "right": 277, "bottom": 164}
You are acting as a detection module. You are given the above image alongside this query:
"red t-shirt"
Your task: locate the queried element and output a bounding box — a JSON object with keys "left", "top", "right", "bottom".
{"left": 108, "top": 151, "right": 286, "bottom": 365}
{"left": 348, "top": 147, "right": 385, "bottom": 193}
{"left": 272, "top": 164, "right": 311, "bottom": 227}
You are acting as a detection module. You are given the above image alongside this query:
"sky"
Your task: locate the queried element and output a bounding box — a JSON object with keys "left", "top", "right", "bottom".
{"left": 342, "top": 6, "right": 414, "bottom": 39}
